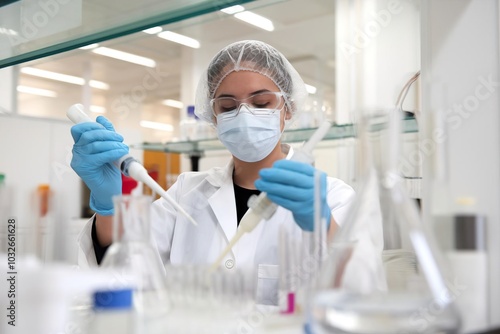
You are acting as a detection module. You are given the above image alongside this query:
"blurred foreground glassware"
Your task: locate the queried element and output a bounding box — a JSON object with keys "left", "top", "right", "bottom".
{"left": 100, "top": 195, "right": 169, "bottom": 328}
{"left": 163, "top": 264, "right": 256, "bottom": 333}
{"left": 310, "top": 110, "right": 461, "bottom": 334}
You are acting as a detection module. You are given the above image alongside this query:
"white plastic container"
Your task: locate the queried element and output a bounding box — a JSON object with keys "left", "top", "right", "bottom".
{"left": 89, "top": 289, "right": 137, "bottom": 334}
{"left": 446, "top": 213, "right": 488, "bottom": 333}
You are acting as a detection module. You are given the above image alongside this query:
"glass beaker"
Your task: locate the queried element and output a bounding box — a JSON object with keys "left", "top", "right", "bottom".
{"left": 100, "top": 195, "right": 169, "bottom": 323}
{"left": 310, "top": 110, "right": 461, "bottom": 334}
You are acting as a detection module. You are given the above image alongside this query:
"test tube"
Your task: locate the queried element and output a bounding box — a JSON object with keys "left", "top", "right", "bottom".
{"left": 279, "top": 226, "right": 296, "bottom": 314}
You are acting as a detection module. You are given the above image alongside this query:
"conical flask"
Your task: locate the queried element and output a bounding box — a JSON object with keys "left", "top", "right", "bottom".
{"left": 311, "top": 110, "right": 461, "bottom": 334}
{"left": 101, "top": 195, "right": 169, "bottom": 319}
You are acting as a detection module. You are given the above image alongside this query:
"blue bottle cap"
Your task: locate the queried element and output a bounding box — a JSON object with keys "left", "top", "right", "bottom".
{"left": 93, "top": 289, "right": 133, "bottom": 310}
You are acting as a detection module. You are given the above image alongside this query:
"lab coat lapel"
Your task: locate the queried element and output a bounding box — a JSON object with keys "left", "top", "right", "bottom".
{"left": 207, "top": 162, "right": 237, "bottom": 242}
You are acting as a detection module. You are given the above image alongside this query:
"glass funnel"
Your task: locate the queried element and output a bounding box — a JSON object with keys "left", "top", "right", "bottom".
{"left": 310, "top": 110, "right": 461, "bottom": 334}
{"left": 100, "top": 195, "right": 169, "bottom": 320}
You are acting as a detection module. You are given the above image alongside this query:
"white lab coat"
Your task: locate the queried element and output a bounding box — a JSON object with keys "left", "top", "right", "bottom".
{"left": 77, "top": 146, "right": 356, "bottom": 304}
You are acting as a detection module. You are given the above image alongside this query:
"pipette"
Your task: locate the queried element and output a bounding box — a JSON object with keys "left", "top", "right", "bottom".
{"left": 67, "top": 104, "right": 197, "bottom": 226}
{"left": 210, "top": 120, "right": 333, "bottom": 271}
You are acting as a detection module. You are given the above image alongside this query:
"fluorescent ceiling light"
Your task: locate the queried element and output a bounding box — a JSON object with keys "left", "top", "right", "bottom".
{"left": 162, "top": 99, "right": 184, "bottom": 109}
{"left": 305, "top": 84, "right": 317, "bottom": 94}
{"left": 221, "top": 5, "right": 245, "bottom": 14}
{"left": 157, "top": 31, "right": 200, "bottom": 49}
{"left": 79, "top": 43, "right": 99, "bottom": 50}
{"left": 140, "top": 120, "right": 174, "bottom": 132}
{"left": 20, "top": 67, "right": 109, "bottom": 90}
{"left": 234, "top": 11, "right": 274, "bottom": 31}
{"left": 92, "top": 47, "right": 156, "bottom": 68}
{"left": 87, "top": 80, "right": 109, "bottom": 90}
{"left": 17, "top": 85, "right": 57, "bottom": 98}
{"left": 0, "top": 28, "right": 18, "bottom": 36}
{"left": 143, "top": 26, "right": 162, "bottom": 34}
{"left": 90, "top": 105, "right": 106, "bottom": 113}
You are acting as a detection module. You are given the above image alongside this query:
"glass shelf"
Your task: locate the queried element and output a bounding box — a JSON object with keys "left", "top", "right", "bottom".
{"left": 133, "top": 117, "right": 419, "bottom": 155}
{"left": 0, "top": 0, "right": 254, "bottom": 68}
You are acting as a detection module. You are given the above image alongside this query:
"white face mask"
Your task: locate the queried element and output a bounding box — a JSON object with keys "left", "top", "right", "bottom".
{"left": 216, "top": 108, "right": 281, "bottom": 162}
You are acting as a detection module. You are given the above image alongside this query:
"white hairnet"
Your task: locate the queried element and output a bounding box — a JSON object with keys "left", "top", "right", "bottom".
{"left": 194, "top": 40, "right": 308, "bottom": 126}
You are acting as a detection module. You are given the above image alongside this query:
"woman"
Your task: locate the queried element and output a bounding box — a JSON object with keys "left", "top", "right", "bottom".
{"left": 71, "top": 40, "right": 355, "bottom": 305}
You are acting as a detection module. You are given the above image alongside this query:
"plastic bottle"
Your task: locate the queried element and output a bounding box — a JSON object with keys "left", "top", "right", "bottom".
{"left": 89, "top": 289, "right": 137, "bottom": 334}
{"left": 446, "top": 197, "right": 488, "bottom": 333}
{"left": 179, "top": 105, "right": 198, "bottom": 141}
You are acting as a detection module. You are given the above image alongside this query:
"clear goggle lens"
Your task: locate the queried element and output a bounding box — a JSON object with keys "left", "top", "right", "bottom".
{"left": 211, "top": 92, "right": 285, "bottom": 117}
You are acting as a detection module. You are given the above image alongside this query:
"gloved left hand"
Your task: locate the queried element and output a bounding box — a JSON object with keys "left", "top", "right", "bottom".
{"left": 255, "top": 160, "right": 331, "bottom": 231}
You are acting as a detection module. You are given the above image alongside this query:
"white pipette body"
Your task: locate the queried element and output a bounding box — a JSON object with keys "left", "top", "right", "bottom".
{"left": 210, "top": 120, "right": 333, "bottom": 270}
{"left": 67, "top": 104, "right": 197, "bottom": 226}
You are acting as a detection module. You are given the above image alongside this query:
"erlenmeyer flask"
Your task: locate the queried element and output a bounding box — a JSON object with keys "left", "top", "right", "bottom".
{"left": 101, "top": 195, "right": 169, "bottom": 324}
{"left": 311, "top": 110, "right": 461, "bottom": 334}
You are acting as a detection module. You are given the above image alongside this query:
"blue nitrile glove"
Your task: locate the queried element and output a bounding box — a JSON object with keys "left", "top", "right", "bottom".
{"left": 255, "top": 160, "right": 331, "bottom": 232}
{"left": 70, "top": 116, "right": 129, "bottom": 216}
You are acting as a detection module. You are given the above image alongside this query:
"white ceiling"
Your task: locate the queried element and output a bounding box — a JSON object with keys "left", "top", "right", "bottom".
{"left": 17, "top": 0, "right": 335, "bottom": 139}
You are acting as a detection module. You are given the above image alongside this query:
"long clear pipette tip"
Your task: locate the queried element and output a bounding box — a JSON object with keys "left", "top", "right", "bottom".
{"left": 157, "top": 191, "right": 198, "bottom": 227}
{"left": 176, "top": 202, "right": 198, "bottom": 227}
{"left": 160, "top": 191, "right": 198, "bottom": 226}
{"left": 137, "top": 165, "right": 198, "bottom": 227}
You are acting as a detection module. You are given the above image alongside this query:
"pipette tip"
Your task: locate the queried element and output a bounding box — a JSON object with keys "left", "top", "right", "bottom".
{"left": 159, "top": 193, "right": 198, "bottom": 227}
{"left": 183, "top": 210, "right": 199, "bottom": 227}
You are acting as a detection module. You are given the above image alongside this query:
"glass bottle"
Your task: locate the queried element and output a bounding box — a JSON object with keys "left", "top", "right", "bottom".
{"left": 100, "top": 195, "right": 169, "bottom": 331}
{"left": 310, "top": 110, "right": 461, "bottom": 334}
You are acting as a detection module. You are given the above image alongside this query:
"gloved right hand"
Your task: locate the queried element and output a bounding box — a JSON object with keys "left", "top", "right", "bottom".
{"left": 70, "top": 116, "right": 129, "bottom": 216}
{"left": 255, "top": 160, "right": 331, "bottom": 232}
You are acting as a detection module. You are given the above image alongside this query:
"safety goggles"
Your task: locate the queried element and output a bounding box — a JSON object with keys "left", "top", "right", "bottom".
{"left": 210, "top": 91, "right": 286, "bottom": 118}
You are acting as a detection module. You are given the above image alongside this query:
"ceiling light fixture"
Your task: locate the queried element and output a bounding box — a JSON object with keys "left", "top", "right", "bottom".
{"left": 143, "top": 26, "right": 162, "bottom": 34}
{"left": 157, "top": 31, "right": 200, "bottom": 49}
{"left": 220, "top": 5, "right": 245, "bottom": 14}
{"left": 234, "top": 11, "right": 274, "bottom": 31}
{"left": 140, "top": 120, "right": 174, "bottom": 132}
{"left": 305, "top": 84, "right": 317, "bottom": 94}
{"left": 79, "top": 43, "right": 99, "bottom": 50}
{"left": 92, "top": 47, "right": 156, "bottom": 68}
{"left": 162, "top": 99, "right": 184, "bottom": 109}
{"left": 0, "top": 28, "right": 18, "bottom": 36}
{"left": 17, "top": 85, "right": 58, "bottom": 98}
{"left": 20, "top": 67, "right": 110, "bottom": 90}
{"left": 90, "top": 105, "right": 106, "bottom": 113}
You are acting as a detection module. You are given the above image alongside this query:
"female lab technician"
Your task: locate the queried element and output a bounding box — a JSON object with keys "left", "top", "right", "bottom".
{"left": 71, "top": 40, "right": 355, "bottom": 304}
